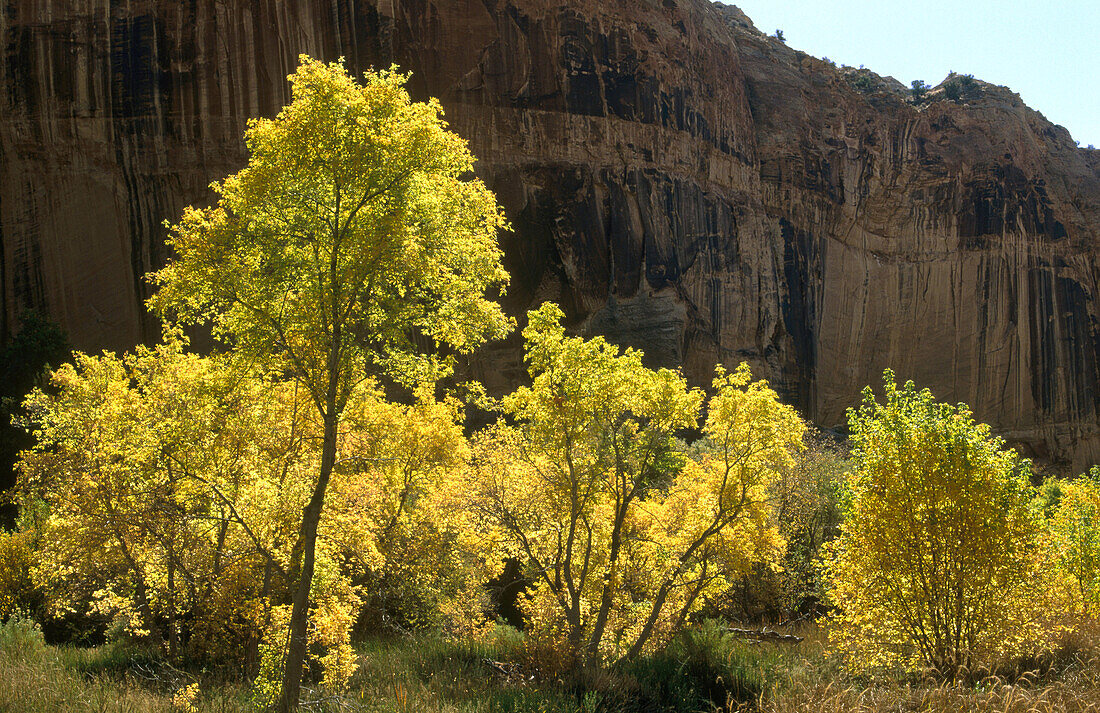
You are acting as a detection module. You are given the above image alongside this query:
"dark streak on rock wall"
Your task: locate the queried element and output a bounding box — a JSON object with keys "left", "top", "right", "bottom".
{"left": 3, "top": 0, "right": 1100, "bottom": 467}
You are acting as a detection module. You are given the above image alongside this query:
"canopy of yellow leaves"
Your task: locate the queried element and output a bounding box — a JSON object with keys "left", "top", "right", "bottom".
{"left": 466, "top": 303, "right": 804, "bottom": 665}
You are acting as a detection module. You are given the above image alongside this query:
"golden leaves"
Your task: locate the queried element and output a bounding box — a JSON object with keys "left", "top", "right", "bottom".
{"left": 149, "top": 56, "right": 511, "bottom": 399}
{"left": 467, "top": 304, "right": 804, "bottom": 662}
{"left": 823, "top": 371, "right": 1043, "bottom": 674}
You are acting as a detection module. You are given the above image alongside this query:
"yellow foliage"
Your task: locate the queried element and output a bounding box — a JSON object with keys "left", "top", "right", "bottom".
{"left": 14, "top": 338, "right": 361, "bottom": 672}
{"left": 170, "top": 682, "right": 200, "bottom": 712}
{"left": 0, "top": 529, "right": 38, "bottom": 620}
{"left": 326, "top": 385, "right": 488, "bottom": 633}
{"left": 149, "top": 55, "right": 512, "bottom": 709}
{"left": 467, "top": 304, "right": 804, "bottom": 665}
{"left": 1046, "top": 470, "right": 1100, "bottom": 616}
{"left": 822, "top": 371, "right": 1045, "bottom": 675}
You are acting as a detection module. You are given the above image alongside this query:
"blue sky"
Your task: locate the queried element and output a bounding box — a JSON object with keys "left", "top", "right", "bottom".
{"left": 727, "top": 1, "right": 1100, "bottom": 148}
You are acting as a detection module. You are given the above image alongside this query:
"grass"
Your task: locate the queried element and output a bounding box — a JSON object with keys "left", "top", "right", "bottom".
{"left": 0, "top": 643, "right": 251, "bottom": 713}
{"left": 760, "top": 673, "right": 1100, "bottom": 713}
{"left": 1, "top": 616, "right": 1098, "bottom": 713}
{"left": 0, "top": 614, "right": 250, "bottom": 713}
{"left": 756, "top": 621, "right": 1100, "bottom": 713}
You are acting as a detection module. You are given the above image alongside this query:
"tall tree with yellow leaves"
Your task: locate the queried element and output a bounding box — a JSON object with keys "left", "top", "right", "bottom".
{"left": 150, "top": 57, "right": 511, "bottom": 710}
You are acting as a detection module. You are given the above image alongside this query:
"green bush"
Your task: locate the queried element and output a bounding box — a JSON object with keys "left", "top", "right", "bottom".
{"left": 709, "top": 431, "right": 847, "bottom": 622}
{"left": 943, "top": 74, "right": 977, "bottom": 102}
{"left": 847, "top": 73, "right": 876, "bottom": 93}
{"left": 0, "top": 611, "right": 46, "bottom": 660}
{"left": 617, "top": 620, "right": 771, "bottom": 711}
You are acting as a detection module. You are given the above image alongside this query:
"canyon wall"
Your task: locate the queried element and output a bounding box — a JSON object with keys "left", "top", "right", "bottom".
{"left": 3, "top": 0, "right": 1100, "bottom": 466}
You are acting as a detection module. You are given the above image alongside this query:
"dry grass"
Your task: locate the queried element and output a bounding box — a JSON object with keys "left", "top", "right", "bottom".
{"left": 759, "top": 620, "right": 1100, "bottom": 713}
{"left": 761, "top": 675, "right": 1100, "bottom": 713}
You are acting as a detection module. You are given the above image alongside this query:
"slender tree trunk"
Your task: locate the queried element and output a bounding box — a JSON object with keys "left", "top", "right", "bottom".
{"left": 276, "top": 413, "right": 338, "bottom": 713}
{"left": 279, "top": 202, "right": 346, "bottom": 712}
{"left": 167, "top": 558, "right": 178, "bottom": 662}
{"left": 586, "top": 496, "right": 627, "bottom": 663}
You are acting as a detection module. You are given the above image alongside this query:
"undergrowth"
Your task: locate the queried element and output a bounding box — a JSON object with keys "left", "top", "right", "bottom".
{"left": 1, "top": 616, "right": 1098, "bottom": 713}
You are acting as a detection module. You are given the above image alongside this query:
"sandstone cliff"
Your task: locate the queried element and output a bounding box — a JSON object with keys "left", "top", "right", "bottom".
{"left": 3, "top": 0, "right": 1100, "bottom": 466}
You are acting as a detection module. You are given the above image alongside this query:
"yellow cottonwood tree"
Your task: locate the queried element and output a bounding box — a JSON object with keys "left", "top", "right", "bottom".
{"left": 468, "top": 303, "right": 803, "bottom": 665}
{"left": 822, "top": 371, "right": 1042, "bottom": 676}
{"left": 150, "top": 57, "right": 510, "bottom": 710}
{"left": 619, "top": 362, "right": 802, "bottom": 659}
{"left": 326, "top": 387, "right": 486, "bottom": 633}
{"left": 14, "top": 335, "right": 481, "bottom": 692}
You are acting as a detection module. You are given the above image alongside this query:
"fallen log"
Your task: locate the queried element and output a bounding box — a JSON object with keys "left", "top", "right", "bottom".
{"left": 728, "top": 627, "right": 804, "bottom": 644}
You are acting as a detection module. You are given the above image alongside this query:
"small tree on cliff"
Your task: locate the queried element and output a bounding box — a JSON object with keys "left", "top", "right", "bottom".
{"left": 151, "top": 56, "right": 511, "bottom": 711}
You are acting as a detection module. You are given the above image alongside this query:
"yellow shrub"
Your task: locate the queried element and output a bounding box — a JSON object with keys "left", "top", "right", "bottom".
{"left": 822, "top": 371, "right": 1046, "bottom": 676}
{"left": 1047, "top": 471, "right": 1100, "bottom": 616}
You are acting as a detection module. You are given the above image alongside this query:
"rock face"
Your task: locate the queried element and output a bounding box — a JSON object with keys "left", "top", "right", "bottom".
{"left": 3, "top": 0, "right": 1100, "bottom": 466}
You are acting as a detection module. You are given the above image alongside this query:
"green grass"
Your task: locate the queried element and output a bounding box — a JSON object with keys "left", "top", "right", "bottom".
{"left": 2, "top": 616, "right": 1097, "bottom": 713}
{"left": 347, "top": 620, "right": 811, "bottom": 713}
{"left": 0, "top": 614, "right": 250, "bottom": 713}
{"left": 0, "top": 617, "right": 799, "bottom": 713}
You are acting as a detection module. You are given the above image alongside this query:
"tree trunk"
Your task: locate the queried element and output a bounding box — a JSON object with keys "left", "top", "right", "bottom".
{"left": 167, "top": 558, "right": 178, "bottom": 662}
{"left": 586, "top": 498, "right": 627, "bottom": 663}
{"left": 276, "top": 413, "right": 338, "bottom": 713}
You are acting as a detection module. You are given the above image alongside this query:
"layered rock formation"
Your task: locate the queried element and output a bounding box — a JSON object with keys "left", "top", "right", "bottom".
{"left": 3, "top": 0, "right": 1100, "bottom": 466}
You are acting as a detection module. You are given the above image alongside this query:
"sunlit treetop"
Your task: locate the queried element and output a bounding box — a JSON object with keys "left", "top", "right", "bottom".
{"left": 150, "top": 56, "right": 512, "bottom": 408}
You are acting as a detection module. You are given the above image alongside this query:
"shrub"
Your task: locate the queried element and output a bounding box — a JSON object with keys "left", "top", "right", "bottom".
{"left": 0, "top": 529, "right": 41, "bottom": 621}
{"left": 0, "top": 611, "right": 46, "bottom": 660}
{"left": 1047, "top": 469, "right": 1100, "bottom": 616}
{"left": 773, "top": 429, "right": 847, "bottom": 615}
{"left": 608, "top": 620, "right": 772, "bottom": 712}
{"left": 822, "top": 371, "right": 1044, "bottom": 676}
{"left": 666, "top": 620, "right": 768, "bottom": 706}
{"left": 847, "top": 73, "right": 876, "bottom": 93}
{"left": 910, "top": 79, "right": 929, "bottom": 100}
{"left": 942, "top": 73, "right": 977, "bottom": 102}
{"left": 714, "top": 430, "right": 848, "bottom": 622}
{"left": 468, "top": 305, "right": 801, "bottom": 666}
